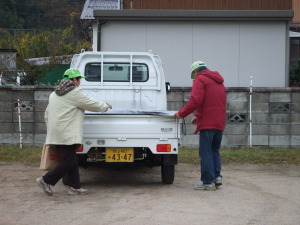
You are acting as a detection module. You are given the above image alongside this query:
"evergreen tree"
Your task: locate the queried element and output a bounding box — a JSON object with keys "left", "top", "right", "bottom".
{"left": 0, "top": 0, "right": 22, "bottom": 28}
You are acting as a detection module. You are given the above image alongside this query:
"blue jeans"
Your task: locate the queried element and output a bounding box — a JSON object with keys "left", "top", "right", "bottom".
{"left": 199, "top": 129, "right": 223, "bottom": 184}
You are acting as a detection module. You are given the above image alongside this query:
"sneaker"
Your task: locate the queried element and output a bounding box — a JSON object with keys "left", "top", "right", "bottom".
{"left": 36, "top": 177, "right": 53, "bottom": 196}
{"left": 68, "top": 187, "right": 88, "bottom": 195}
{"left": 215, "top": 176, "right": 222, "bottom": 187}
{"left": 194, "top": 183, "right": 216, "bottom": 191}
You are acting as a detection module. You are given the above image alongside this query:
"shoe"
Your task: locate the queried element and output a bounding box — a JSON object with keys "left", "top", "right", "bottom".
{"left": 68, "top": 187, "right": 88, "bottom": 195}
{"left": 36, "top": 177, "right": 53, "bottom": 196}
{"left": 194, "top": 183, "right": 216, "bottom": 191}
{"left": 215, "top": 176, "right": 222, "bottom": 187}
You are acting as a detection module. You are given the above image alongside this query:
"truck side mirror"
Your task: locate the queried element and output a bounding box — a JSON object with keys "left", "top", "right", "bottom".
{"left": 165, "top": 82, "right": 171, "bottom": 94}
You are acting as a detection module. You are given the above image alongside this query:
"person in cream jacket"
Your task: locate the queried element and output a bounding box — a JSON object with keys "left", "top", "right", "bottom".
{"left": 37, "top": 68, "right": 112, "bottom": 196}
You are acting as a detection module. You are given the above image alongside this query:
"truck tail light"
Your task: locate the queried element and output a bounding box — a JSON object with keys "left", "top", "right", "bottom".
{"left": 76, "top": 145, "right": 83, "bottom": 152}
{"left": 157, "top": 144, "right": 171, "bottom": 152}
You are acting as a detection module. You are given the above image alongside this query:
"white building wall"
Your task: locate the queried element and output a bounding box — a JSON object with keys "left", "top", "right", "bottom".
{"left": 238, "top": 22, "right": 287, "bottom": 87}
{"left": 98, "top": 20, "right": 288, "bottom": 87}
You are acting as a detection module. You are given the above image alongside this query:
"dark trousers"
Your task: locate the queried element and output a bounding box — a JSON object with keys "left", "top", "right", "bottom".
{"left": 199, "top": 129, "right": 223, "bottom": 184}
{"left": 43, "top": 144, "right": 81, "bottom": 189}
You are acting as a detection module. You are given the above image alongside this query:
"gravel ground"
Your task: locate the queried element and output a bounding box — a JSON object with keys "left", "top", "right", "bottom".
{"left": 0, "top": 162, "right": 300, "bottom": 225}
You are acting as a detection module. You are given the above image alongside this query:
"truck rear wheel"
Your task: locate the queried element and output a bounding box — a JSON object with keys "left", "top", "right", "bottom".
{"left": 161, "top": 165, "right": 175, "bottom": 184}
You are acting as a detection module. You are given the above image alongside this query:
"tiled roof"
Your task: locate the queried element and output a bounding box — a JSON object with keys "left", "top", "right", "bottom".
{"left": 81, "top": 0, "right": 120, "bottom": 20}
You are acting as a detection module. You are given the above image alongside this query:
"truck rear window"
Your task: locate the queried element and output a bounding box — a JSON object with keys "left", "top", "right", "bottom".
{"left": 85, "top": 63, "right": 148, "bottom": 82}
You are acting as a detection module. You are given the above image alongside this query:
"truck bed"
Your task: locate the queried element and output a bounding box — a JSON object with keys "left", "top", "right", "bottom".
{"left": 82, "top": 109, "right": 179, "bottom": 153}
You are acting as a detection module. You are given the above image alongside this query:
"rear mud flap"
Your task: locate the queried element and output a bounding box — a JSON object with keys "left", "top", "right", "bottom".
{"left": 162, "top": 154, "right": 178, "bottom": 166}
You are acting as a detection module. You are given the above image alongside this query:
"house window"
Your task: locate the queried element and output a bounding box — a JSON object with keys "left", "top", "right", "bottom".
{"left": 85, "top": 63, "right": 149, "bottom": 82}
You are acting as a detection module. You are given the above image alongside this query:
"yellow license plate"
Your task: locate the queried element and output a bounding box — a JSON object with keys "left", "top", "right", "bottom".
{"left": 105, "top": 148, "right": 134, "bottom": 162}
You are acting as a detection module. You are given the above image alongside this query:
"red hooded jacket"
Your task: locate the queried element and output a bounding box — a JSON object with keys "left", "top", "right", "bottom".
{"left": 178, "top": 69, "right": 226, "bottom": 133}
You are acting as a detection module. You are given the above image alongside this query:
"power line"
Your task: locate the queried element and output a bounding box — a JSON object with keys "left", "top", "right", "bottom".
{"left": 6, "top": 12, "right": 76, "bottom": 18}
{"left": 0, "top": 2, "right": 82, "bottom": 7}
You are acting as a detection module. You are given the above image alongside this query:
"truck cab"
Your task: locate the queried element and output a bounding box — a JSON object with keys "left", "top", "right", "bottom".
{"left": 71, "top": 50, "right": 168, "bottom": 110}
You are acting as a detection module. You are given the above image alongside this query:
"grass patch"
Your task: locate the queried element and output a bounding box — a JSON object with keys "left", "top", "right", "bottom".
{"left": 178, "top": 147, "right": 300, "bottom": 165}
{"left": 0, "top": 145, "right": 300, "bottom": 165}
{"left": 0, "top": 145, "right": 42, "bottom": 164}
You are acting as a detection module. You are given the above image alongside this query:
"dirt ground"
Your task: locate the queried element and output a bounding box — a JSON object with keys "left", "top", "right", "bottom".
{"left": 0, "top": 162, "right": 300, "bottom": 225}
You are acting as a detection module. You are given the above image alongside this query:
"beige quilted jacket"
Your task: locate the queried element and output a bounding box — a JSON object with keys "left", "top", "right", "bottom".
{"left": 44, "top": 87, "right": 109, "bottom": 145}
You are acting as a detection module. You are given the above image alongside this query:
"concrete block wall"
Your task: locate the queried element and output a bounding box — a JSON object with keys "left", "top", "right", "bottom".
{"left": 1, "top": 86, "right": 300, "bottom": 148}
{"left": 168, "top": 87, "right": 300, "bottom": 148}
{"left": 0, "top": 86, "right": 54, "bottom": 146}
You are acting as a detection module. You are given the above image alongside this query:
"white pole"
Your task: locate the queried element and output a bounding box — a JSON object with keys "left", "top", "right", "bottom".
{"left": 17, "top": 97, "right": 23, "bottom": 149}
{"left": 249, "top": 76, "right": 253, "bottom": 148}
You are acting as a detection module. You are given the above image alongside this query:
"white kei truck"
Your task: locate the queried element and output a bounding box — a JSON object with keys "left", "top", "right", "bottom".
{"left": 64, "top": 50, "right": 180, "bottom": 184}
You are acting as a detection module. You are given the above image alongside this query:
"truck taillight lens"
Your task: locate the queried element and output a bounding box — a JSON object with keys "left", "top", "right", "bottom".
{"left": 76, "top": 145, "right": 83, "bottom": 152}
{"left": 157, "top": 144, "right": 171, "bottom": 152}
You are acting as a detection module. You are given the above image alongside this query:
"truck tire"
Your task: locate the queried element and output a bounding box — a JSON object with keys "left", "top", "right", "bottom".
{"left": 161, "top": 165, "right": 175, "bottom": 184}
{"left": 62, "top": 174, "right": 68, "bottom": 185}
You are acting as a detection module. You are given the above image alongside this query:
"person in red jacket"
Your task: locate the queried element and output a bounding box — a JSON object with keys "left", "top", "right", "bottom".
{"left": 174, "top": 61, "right": 226, "bottom": 191}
